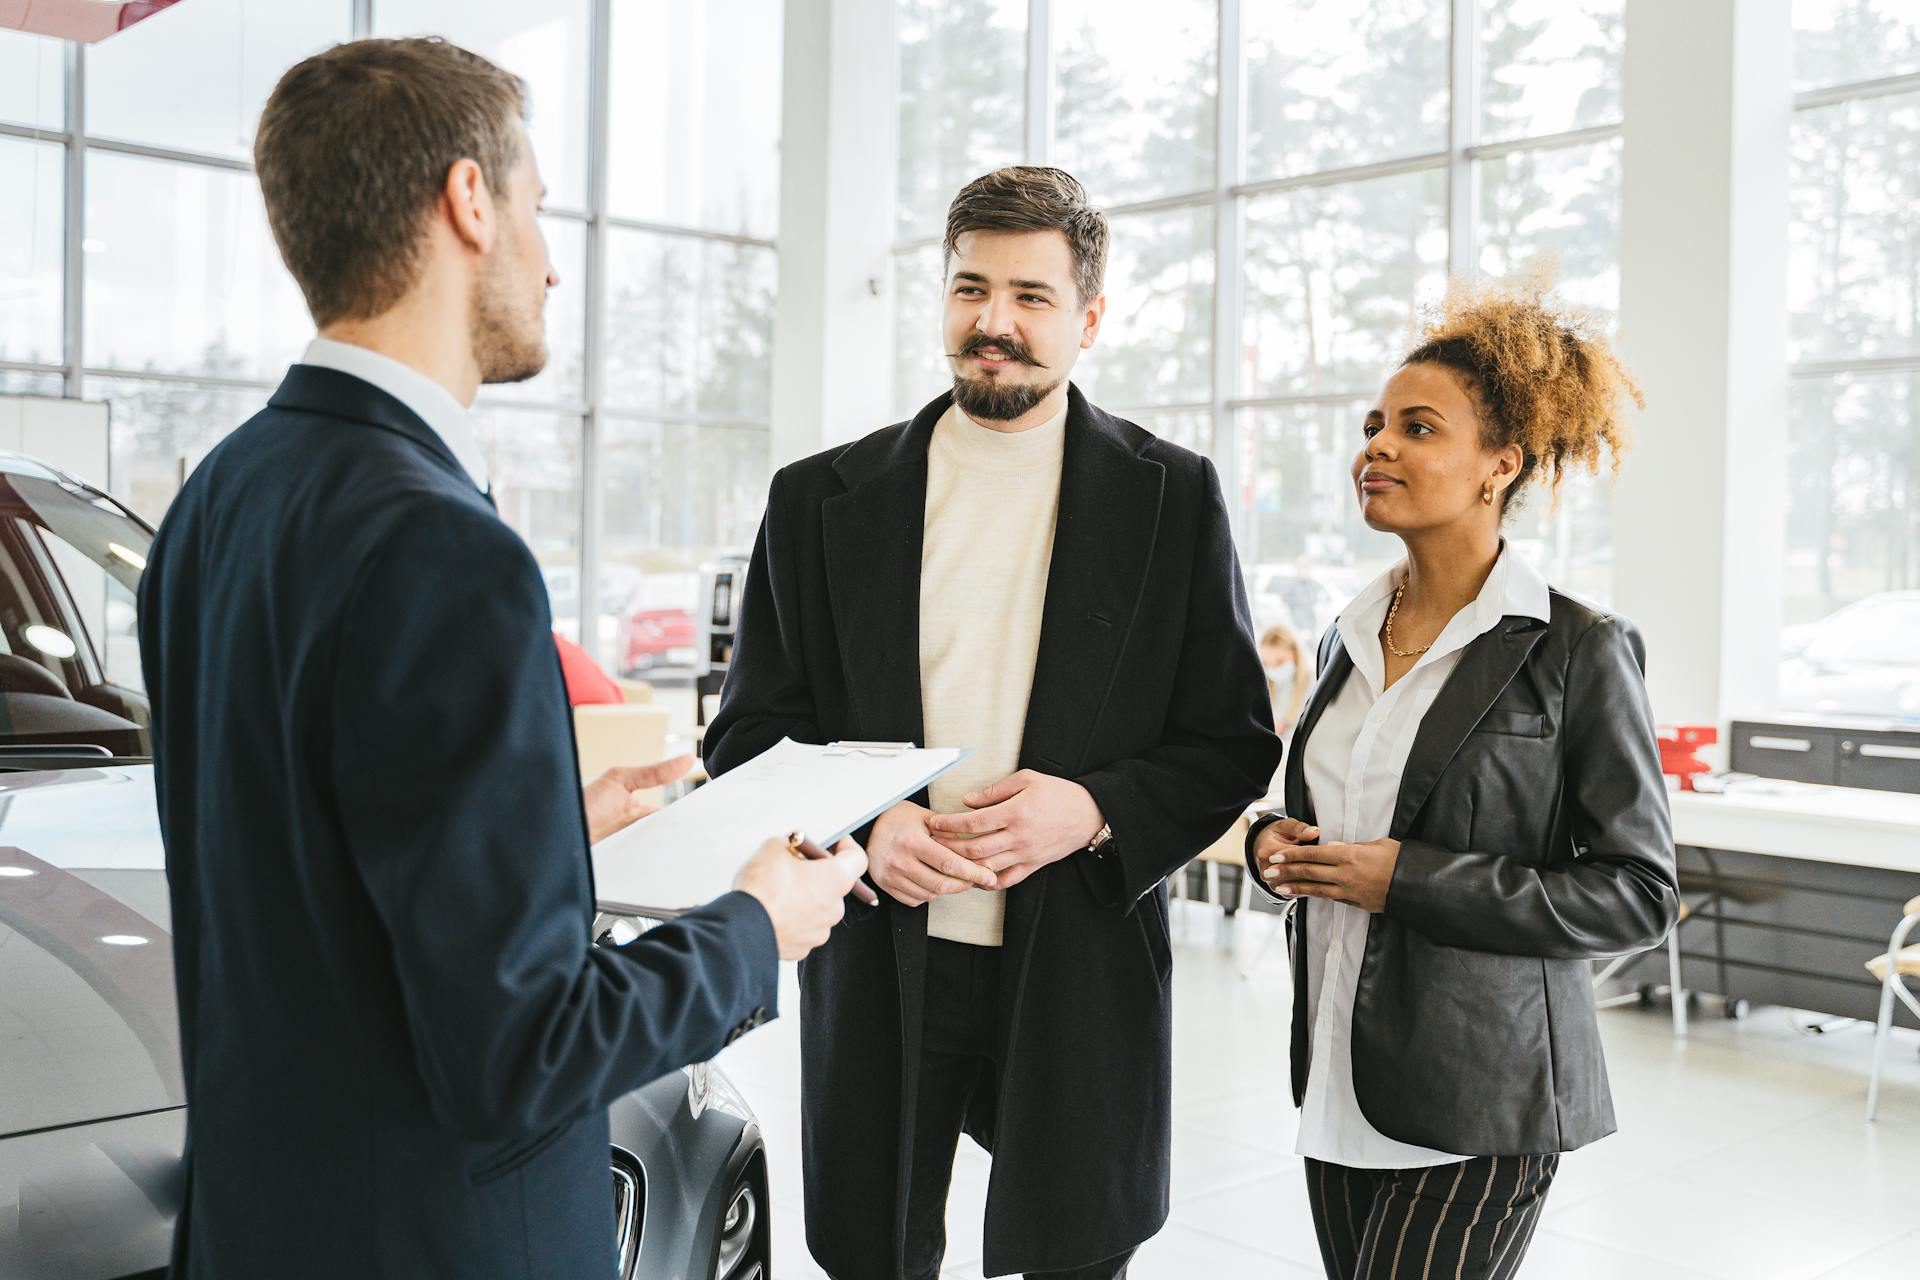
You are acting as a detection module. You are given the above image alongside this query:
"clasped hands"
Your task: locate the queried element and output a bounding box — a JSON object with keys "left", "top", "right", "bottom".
{"left": 1254, "top": 816, "right": 1400, "bottom": 914}
{"left": 867, "top": 770, "right": 1104, "bottom": 907}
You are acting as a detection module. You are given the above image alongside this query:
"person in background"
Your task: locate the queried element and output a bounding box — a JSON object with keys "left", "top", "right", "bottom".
{"left": 138, "top": 37, "right": 862, "bottom": 1279}
{"left": 1245, "top": 273, "right": 1677, "bottom": 1280}
{"left": 1259, "top": 621, "right": 1313, "bottom": 740}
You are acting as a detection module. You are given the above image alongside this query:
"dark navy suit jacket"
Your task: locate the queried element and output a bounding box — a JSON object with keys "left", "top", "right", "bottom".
{"left": 138, "top": 365, "right": 779, "bottom": 1278}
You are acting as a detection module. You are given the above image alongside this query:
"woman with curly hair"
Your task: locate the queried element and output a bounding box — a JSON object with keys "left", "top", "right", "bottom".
{"left": 1245, "top": 274, "right": 1678, "bottom": 1280}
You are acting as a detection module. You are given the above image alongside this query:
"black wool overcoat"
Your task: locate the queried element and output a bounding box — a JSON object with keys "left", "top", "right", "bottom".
{"left": 705, "top": 386, "right": 1283, "bottom": 1277}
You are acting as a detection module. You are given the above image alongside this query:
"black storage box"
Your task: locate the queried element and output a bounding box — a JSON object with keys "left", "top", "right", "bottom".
{"left": 1729, "top": 716, "right": 1920, "bottom": 795}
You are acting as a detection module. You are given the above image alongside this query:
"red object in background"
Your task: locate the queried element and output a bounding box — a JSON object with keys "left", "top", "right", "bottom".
{"left": 118, "top": 0, "right": 183, "bottom": 31}
{"left": 621, "top": 606, "right": 697, "bottom": 675}
{"left": 554, "top": 632, "right": 623, "bottom": 707}
{"left": 1657, "top": 724, "right": 1719, "bottom": 791}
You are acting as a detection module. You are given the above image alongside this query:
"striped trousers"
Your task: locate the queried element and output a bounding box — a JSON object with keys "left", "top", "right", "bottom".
{"left": 1303, "top": 1154, "right": 1558, "bottom": 1280}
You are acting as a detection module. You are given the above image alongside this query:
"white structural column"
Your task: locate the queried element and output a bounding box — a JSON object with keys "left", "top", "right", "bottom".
{"left": 772, "top": 0, "right": 901, "bottom": 467}
{"left": 1613, "top": 0, "right": 1792, "bottom": 730}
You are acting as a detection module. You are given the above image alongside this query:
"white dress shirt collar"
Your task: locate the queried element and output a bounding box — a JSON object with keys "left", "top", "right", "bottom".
{"left": 300, "top": 337, "right": 490, "bottom": 494}
{"left": 1336, "top": 541, "right": 1551, "bottom": 696}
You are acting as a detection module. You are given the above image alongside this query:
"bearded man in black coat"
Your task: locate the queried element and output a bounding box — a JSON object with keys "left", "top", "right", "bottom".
{"left": 706, "top": 166, "right": 1281, "bottom": 1279}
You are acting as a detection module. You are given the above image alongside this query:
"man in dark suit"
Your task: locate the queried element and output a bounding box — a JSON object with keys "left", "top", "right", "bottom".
{"left": 137, "top": 38, "right": 863, "bottom": 1279}
{"left": 705, "top": 167, "right": 1283, "bottom": 1279}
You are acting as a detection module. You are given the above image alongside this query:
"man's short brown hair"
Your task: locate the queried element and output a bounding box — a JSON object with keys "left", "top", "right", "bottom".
{"left": 254, "top": 37, "right": 527, "bottom": 328}
{"left": 943, "top": 166, "right": 1109, "bottom": 304}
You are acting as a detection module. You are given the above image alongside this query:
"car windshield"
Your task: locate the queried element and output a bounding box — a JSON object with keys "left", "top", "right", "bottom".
{"left": 0, "top": 464, "right": 153, "bottom": 761}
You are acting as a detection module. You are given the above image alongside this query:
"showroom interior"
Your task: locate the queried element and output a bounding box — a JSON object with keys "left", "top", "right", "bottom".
{"left": 2, "top": 0, "right": 1918, "bottom": 1277}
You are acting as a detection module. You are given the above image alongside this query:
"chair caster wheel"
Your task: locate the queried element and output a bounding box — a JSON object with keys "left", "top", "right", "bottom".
{"left": 1725, "top": 999, "right": 1750, "bottom": 1020}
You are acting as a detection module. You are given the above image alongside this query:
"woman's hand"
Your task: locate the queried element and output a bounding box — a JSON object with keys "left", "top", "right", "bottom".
{"left": 1253, "top": 816, "right": 1320, "bottom": 894}
{"left": 1263, "top": 834, "right": 1401, "bottom": 914}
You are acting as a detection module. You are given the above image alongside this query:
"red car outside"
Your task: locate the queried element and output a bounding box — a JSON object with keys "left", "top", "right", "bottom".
{"left": 619, "top": 573, "right": 699, "bottom": 675}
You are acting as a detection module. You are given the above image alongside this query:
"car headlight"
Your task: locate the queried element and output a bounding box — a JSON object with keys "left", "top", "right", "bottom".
{"left": 685, "top": 1060, "right": 713, "bottom": 1118}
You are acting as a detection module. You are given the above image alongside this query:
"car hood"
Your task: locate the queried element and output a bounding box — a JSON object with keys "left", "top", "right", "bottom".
{"left": 0, "top": 765, "right": 182, "bottom": 1139}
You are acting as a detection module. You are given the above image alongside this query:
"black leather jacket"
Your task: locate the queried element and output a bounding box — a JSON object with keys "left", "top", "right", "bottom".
{"left": 1246, "top": 589, "right": 1678, "bottom": 1156}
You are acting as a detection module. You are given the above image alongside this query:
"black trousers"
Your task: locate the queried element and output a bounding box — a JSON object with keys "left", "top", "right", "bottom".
{"left": 901, "top": 939, "right": 1134, "bottom": 1280}
{"left": 1304, "top": 1154, "right": 1558, "bottom": 1280}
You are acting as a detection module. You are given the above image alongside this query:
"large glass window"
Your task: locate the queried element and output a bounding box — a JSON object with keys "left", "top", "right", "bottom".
{"left": 0, "top": 28, "right": 65, "bottom": 130}
{"left": 1241, "top": 171, "right": 1448, "bottom": 402}
{"left": 83, "top": 152, "right": 311, "bottom": 383}
{"left": 594, "top": 1, "right": 785, "bottom": 716}
{"left": 0, "top": 3, "right": 783, "bottom": 731}
{"left": 86, "top": 0, "right": 347, "bottom": 160}
{"left": 1050, "top": 0, "right": 1216, "bottom": 207}
{"left": 0, "top": 372, "right": 64, "bottom": 398}
{"left": 0, "top": 139, "right": 64, "bottom": 368}
{"left": 600, "top": 418, "right": 769, "bottom": 726}
{"left": 1787, "top": 9, "right": 1920, "bottom": 715}
{"left": 1789, "top": 92, "right": 1920, "bottom": 364}
{"left": 1475, "top": 137, "right": 1623, "bottom": 316}
{"left": 1478, "top": 0, "right": 1624, "bottom": 142}
{"left": 602, "top": 231, "right": 777, "bottom": 421}
{"left": 1075, "top": 207, "right": 1213, "bottom": 412}
{"left": 607, "top": 0, "right": 783, "bottom": 239}
{"left": 892, "top": 243, "right": 949, "bottom": 419}
{"left": 894, "top": 0, "right": 1026, "bottom": 240}
{"left": 96, "top": 377, "right": 264, "bottom": 524}
{"left": 1793, "top": 0, "right": 1920, "bottom": 90}
{"left": 375, "top": 0, "right": 592, "bottom": 210}
{"left": 889, "top": 0, "right": 1627, "bottom": 625}
{"left": 1243, "top": 0, "right": 1449, "bottom": 182}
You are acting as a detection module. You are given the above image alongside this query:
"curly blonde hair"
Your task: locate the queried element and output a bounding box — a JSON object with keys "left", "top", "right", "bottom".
{"left": 1403, "top": 264, "right": 1643, "bottom": 513}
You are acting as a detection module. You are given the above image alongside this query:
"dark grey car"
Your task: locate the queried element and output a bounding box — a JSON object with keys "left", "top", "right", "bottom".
{"left": 0, "top": 454, "right": 769, "bottom": 1279}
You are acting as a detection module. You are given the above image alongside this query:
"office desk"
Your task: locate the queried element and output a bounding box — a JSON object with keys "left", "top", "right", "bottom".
{"left": 1670, "top": 787, "right": 1920, "bottom": 875}
{"left": 1621, "top": 786, "right": 1920, "bottom": 1027}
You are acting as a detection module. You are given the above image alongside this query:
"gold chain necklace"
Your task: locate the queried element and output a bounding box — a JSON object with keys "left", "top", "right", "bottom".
{"left": 1383, "top": 582, "right": 1433, "bottom": 658}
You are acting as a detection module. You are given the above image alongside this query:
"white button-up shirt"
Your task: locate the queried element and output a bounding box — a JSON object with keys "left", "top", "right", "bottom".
{"left": 1294, "top": 544, "right": 1552, "bottom": 1169}
{"left": 300, "top": 337, "right": 490, "bottom": 494}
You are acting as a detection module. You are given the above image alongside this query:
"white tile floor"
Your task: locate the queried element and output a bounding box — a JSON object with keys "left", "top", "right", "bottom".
{"left": 709, "top": 903, "right": 1920, "bottom": 1280}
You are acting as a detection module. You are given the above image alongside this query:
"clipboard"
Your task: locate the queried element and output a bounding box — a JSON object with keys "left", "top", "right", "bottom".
{"left": 590, "top": 737, "right": 972, "bottom": 918}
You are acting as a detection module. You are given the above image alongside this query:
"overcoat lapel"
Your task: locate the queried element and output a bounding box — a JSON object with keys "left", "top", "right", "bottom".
{"left": 820, "top": 397, "right": 945, "bottom": 748}
{"left": 1016, "top": 387, "right": 1166, "bottom": 779}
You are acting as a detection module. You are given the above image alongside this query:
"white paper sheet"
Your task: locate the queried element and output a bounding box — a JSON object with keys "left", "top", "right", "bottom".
{"left": 590, "top": 737, "right": 970, "bottom": 917}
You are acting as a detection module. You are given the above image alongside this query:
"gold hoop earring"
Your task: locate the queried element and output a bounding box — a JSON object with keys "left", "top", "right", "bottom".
{"left": 1482, "top": 482, "right": 1496, "bottom": 506}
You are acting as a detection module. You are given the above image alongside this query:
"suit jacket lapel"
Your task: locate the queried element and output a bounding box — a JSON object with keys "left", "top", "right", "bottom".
{"left": 819, "top": 395, "right": 945, "bottom": 744}
{"left": 1389, "top": 618, "right": 1548, "bottom": 835}
{"left": 1017, "top": 387, "right": 1165, "bottom": 778}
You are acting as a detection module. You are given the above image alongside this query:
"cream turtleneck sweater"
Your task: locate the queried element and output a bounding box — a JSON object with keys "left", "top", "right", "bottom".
{"left": 920, "top": 399, "right": 1068, "bottom": 947}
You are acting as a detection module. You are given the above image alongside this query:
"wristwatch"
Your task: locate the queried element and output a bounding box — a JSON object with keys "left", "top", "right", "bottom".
{"left": 1086, "top": 822, "right": 1114, "bottom": 854}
